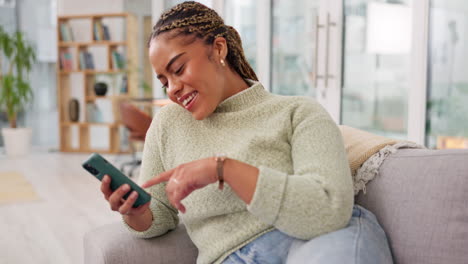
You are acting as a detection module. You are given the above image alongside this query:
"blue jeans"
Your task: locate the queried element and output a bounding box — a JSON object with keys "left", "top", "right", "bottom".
{"left": 222, "top": 205, "right": 393, "bottom": 264}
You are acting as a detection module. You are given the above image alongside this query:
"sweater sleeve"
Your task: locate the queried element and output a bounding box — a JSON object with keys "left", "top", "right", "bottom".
{"left": 123, "top": 110, "right": 179, "bottom": 238}
{"left": 246, "top": 100, "right": 354, "bottom": 240}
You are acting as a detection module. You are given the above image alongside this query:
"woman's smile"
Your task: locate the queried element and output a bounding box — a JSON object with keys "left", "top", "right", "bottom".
{"left": 179, "top": 91, "right": 199, "bottom": 110}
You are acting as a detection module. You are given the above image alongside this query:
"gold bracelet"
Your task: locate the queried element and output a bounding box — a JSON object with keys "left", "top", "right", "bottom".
{"left": 214, "top": 154, "right": 226, "bottom": 190}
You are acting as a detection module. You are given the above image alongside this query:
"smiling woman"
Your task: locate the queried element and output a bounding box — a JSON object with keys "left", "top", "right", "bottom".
{"left": 149, "top": 35, "right": 250, "bottom": 120}
{"left": 96, "top": 2, "right": 393, "bottom": 264}
{"left": 147, "top": 1, "right": 257, "bottom": 120}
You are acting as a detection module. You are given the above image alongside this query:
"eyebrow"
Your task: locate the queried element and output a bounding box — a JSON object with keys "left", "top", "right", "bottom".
{"left": 156, "top": 52, "right": 186, "bottom": 79}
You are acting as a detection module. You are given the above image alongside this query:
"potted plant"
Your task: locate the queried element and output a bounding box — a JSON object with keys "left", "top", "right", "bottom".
{"left": 0, "top": 26, "right": 36, "bottom": 157}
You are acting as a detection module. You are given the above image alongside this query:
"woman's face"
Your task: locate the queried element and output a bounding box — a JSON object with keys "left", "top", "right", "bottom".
{"left": 149, "top": 34, "right": 227, "bottom": 120}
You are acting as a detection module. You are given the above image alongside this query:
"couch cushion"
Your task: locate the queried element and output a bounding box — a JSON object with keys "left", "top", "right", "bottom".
{"left": 84, "top": 223, "right": 197, "bottom": 264}
{"left": 356, "top": 149, "right": 468, "bottom": 264}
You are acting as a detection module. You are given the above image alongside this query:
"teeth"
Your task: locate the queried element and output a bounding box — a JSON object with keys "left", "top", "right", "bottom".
{"left": 182, "top": 92, "right": 197, "bottom": 106}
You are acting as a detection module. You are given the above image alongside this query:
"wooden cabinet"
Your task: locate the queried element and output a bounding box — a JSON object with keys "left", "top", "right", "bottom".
{"left": 57, "top": 13, "right": 137, "bottom": 153}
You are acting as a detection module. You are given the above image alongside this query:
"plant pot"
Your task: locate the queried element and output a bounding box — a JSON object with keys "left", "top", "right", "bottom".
{"left": 1, "top": 127, "right": 32, "bottom": 157}
{"left": 94, "top": 82, "right": 108, "bottom": 96}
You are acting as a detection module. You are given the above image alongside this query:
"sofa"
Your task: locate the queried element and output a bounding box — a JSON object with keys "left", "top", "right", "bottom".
{"left": 84, "top": 148, "right": 468, "bottom": 264}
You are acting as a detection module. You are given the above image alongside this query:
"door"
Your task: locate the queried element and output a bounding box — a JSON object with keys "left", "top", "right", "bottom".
{"left": 426, "top": 0, "right": 468, "bottom": 149}
{"left": 270, "top": 0, "right": 343, "bottom": 122}
{"left": 340, "top": 0, "right": 414, "bottom": 139}
{"left": 223, "top": 0, "right": 257, "bottom": 72}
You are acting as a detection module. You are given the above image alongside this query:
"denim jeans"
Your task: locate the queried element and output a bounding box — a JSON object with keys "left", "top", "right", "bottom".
{"left": 221, "top": 205, "right": 393, "bottom": 264}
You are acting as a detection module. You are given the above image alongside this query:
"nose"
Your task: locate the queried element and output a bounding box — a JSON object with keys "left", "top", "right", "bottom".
{"left": 167, "top": 79, "right": 183, "bottom": 99}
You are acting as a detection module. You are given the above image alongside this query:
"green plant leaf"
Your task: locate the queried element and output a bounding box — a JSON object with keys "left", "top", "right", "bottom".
{"left": 0, "top": 26, "right": 36, "bottom": 127}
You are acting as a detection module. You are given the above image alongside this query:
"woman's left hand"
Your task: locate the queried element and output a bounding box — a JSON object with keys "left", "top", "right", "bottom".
{"left": 141, "top": 158, "right": 218, "bottom": 213}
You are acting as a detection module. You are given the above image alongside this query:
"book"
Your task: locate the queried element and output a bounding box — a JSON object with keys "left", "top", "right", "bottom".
{"left": 118, "top": 52, "right": 125, "bottom": 69}
{"left": 93, "top": 20, "right": 111, "bottom": 41}
{"left": 59, "top": 23, "right": 68, "bottom": 41}
{"left": 67, "top": 23, "right": 74, "bottom": 41}
{"left": 93, "top": 21, "right": 100, "bottom": 41}
{"left": 93, "top": 20, "right": 104, "bottom": 41}
{"left": 102, "top": 25, "right": 111, "bottom": 41}
{"left": 79, "top": 51, "right": 85, "bottom": 70}
{"left": 111, "top": 51, "right": 118, "bottom": 69}
{"left": 120, "top": 76, "right": 128, "bottom": 94}
{"left": 78, "top": 51, "right": 95, "bottom": 70}
{"left": 84, "top": 52, "right": 95, "bottom": 69}
{"left": 59, "top": 51, "right": 73, "bottom": 70}
{"left": 59, "top": 52, "right": 65, "bottom": 69}
{"left": 60, "top": 22, "right": 74, "bottom": 41}
{"left": 111, "top": 51, "right": 125, "bottom": 70}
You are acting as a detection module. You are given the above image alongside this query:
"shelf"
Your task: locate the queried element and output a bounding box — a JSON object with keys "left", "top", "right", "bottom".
{"left": 58, "top": 13, "right": 129, "bottom": 20}
{"left": 59, "top": 70, "right": 125, "bottom": 75}
{"left": 85, "top": 95, "right": 129, "bottom": 101}
{"left": 61, "top": 122, "right": 122, "bottom": 127}
{"left": 57, "top": 12, "right": 137, "bottom": 154}
{"left": 60, "top": 148, "right": 130, "bottom": 154}
{"left": 131, "top": 98, "right": 173, "bottom": 107}
{"left": 58, "top": 41, "right": 126, "bottom": 47}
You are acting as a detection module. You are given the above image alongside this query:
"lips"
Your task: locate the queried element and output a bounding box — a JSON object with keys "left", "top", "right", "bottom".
{"left": 178, "top": 91, "right": 198, "bottom": 109}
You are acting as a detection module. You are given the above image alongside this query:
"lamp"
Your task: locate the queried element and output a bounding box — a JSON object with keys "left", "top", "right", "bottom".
{"left": 366, "top": 2, "right": 411, "bottom": 55}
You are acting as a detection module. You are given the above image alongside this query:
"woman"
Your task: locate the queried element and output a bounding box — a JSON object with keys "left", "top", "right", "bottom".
{"left": 100, "top": 2, "right": 393, "bottom": 263}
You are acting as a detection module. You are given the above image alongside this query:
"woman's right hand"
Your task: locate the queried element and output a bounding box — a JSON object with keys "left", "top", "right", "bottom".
{"left": 100, "top": 175, "right": 151, "bottom": 216}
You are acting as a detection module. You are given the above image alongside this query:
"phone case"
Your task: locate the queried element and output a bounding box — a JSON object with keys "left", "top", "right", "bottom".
{"left": 82, "top": 153, "right": 151, "bottom": 207}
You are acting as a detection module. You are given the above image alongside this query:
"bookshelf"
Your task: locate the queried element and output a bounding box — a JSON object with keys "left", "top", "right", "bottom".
{"left": 57, "top": 13, "right": 138, "bottom": 153}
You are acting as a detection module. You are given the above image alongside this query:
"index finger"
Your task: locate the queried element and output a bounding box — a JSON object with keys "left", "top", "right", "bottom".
{"left": 100, "top": 175, "right": 113, "bottom": 200}
{"left": 141, "top": 169, "right": 174, "bottom": 188}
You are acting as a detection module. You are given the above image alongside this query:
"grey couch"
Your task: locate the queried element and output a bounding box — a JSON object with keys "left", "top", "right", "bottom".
{"left": 84, "top": 149, "right": 468, "bottom": 264}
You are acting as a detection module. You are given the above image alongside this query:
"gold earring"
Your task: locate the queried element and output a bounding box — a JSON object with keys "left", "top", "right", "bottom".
{"left": 220, "top": 59, "right": 226, "bottom": 67}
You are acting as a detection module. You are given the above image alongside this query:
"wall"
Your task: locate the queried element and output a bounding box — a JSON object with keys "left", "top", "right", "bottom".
{"left": 0, "top": 4, "right": 16, "bottom": 32}
{"left": 58, "top": 0, "right": 124, "bottom": 14}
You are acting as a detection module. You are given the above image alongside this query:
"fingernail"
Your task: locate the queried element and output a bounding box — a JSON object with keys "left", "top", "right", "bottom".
{"left": 123, "top": 184, "right": 130, "bottom": 191}
{"left": 131, "top": 191, "right": 138, "bottom": 198}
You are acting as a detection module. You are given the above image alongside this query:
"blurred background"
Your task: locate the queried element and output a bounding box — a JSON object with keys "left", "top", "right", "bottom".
{"left": 1, "top": 0, "right": 467, "bottom": 153}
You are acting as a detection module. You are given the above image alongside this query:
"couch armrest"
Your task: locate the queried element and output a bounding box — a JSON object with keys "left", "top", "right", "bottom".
{"left": 84, "top": 222, "right": 198, "bottom": 264}
{"left": 356, "top": 149, "right": 468, "bottom": 264}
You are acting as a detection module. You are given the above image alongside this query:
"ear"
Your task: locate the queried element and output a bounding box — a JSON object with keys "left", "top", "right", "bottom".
{"left": 212, "top": 36, "right": 228, "bottom": 61}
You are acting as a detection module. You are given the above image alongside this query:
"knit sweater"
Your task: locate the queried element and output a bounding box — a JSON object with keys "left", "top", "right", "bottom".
{"left": 125, "top": 81, "right": 354, "bottom": 264}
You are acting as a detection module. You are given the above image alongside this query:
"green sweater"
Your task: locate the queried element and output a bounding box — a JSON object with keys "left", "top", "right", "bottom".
{"left": 125, "top": 81, "right": 354, "bottom": 264}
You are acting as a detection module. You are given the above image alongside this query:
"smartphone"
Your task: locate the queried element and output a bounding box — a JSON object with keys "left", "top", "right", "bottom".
{"left": 82, "top": 153, "right": 151, "bottom": 207}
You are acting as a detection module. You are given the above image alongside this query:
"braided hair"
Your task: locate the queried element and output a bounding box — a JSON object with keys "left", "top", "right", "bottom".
{"left": 148, "top": 1, "right": 258, "bottom": 81}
